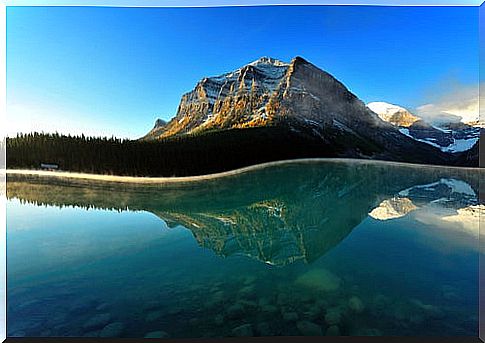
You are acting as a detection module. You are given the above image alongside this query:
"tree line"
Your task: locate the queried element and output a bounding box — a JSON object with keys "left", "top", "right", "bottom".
{"left": 6, "top": 129, "right": 341, "bottom": 177}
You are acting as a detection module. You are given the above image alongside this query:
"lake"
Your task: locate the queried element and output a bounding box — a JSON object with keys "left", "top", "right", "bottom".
{"left": 6, "top": 160, "right": 483, "bottom": 338}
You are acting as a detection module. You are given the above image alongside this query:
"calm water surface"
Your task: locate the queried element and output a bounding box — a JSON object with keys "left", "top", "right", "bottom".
{"left": 6, "top": 161, "right": 483, "bottom": 337}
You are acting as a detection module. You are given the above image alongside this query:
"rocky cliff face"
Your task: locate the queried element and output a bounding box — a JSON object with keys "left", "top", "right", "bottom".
{"left": 148, "top": 56, "right": 391, "bottom": 138}
{"left": 144, "top": 56, "right": 462, "bottom": 165}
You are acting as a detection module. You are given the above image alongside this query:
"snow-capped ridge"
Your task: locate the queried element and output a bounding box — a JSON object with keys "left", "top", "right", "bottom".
{"left": 367, "top": 102, "right": 409, "bottom": 116}
{"left": 367, "top": 101, "right": 420, "bottom": 127}
{"left": 248, "top": 56, "right": 289, "bottom": 67}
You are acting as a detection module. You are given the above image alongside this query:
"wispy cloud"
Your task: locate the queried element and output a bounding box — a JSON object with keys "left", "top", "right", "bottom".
{"left": 415, "top": 83, "right": 479, "bottom": 125}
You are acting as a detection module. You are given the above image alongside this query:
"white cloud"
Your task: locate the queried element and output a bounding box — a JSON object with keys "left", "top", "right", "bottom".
{"left": 415, "top": 84, "right": 480, "bottom": 125}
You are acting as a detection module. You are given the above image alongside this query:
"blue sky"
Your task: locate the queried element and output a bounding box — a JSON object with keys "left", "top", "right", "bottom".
{"left": 7, "top": 5, "right": 479, "bottom": 138}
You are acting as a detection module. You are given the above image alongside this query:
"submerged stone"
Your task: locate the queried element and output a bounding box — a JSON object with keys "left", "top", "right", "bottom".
{"left": 348, "top": 296, "right": 365, "bottom": 313}
{"left": 295, "top": 268, "right": 341, "bottom": 292}
{"left": 231, "top": 324, "right": 254, "bottom": 337}
{"left": 324, "top": 309, "right": 342, "bottom": 326}
{"left": 226, "top": 303, "right": 245, "bottom": 319}
{"left": 296, "top": 321, "right": 323, "bottom": 336}
{"left": 239, "top": 285, "right": 255, "bottom": 297}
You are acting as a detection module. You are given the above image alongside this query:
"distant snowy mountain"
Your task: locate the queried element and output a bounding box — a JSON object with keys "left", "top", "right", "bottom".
{"left": 367, "top": 102, "right": 419, "bottom": 127}
{"left": 368, "top": 178, "right": 483, "bottom": 237}
{"left": 366, "top": 101, "right": 480, "bottom": 153}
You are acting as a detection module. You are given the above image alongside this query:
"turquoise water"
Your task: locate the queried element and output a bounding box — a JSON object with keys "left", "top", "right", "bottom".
{"left": 6, "top": 161, "right": 482, "bottom": 337}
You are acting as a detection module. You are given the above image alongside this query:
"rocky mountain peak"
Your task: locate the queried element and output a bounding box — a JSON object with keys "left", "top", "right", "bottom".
{"left": 248, "top": 56, "right": 289, "bottom": 67}
{"left": 153, "top": 118, "right": 167, "bottom": 128}
{"left": 141, "top": 57, "right": 461, "bottom": 166}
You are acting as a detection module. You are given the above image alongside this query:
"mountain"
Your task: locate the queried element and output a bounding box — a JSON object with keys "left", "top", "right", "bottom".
{"left": 367, "top": 102, "right": 419, "bottom": 127}
{"left": 144, "top": 56, "right": 458, "bottom": 166}
{"left": 366, "top": 101, "right": 481, "bottom": 154}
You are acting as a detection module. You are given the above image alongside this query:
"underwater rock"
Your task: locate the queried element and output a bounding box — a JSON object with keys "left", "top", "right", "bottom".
{"left": 348, "top": 296, "right": 365, "bottom": 313}
{"left": 410, "top": 299, "right": 444, "bottom": 319}
{"left": 295, "top": 269, "right": 341, "bottom": 292}
{"left": 82, "top": 313, "right": 111, "bottom": 329}
{"left": 305, "top": 304, "right": 322, "bottom": 321}
{"left": 283, "top": 311, "right": 299, "bottom": 322}
{"left": 326, "top": 325, "right": 341, "bottom": 336}
{"left": 99, "top": 322, "right": 124, "bottom": 337}
{"left": 296, "top": 321, "right": 323, "bottom": 336}
{"left": 226, "top": 303, "right": 245, "bottom": 319}
{"left": 239, "top": 285, "right": 255, "bottom": 297}
{"left": 144, "top": 330, "right": 170, "bottom": 338}
{"left": 324, "top": 309, "right": 342, "bottom": 326}
{"left": 231, "top": 324, "right": 254, "bottom": 337}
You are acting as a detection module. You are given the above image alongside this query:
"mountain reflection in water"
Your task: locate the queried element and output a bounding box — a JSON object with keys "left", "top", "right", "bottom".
{"left": 7, "top": 161, "right": 482, "bottom": 265}
{"left": 6, "top": 160, "right": 483, "bottom": 338}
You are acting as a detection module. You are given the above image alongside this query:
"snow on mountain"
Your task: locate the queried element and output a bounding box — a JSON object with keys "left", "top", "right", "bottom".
{"left": 368, "top": 197, "right": 418, "bottom": 220}
{"left": 369, "top": 177, "right": 481, "bottom": 237}
{"left": 367, "top": 101, "right": 420, "bottom": 127}
{"left": 368, "top": 101, "right": 480, "bottom": 153}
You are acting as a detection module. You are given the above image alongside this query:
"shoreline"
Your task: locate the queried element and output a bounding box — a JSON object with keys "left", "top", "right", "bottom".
{"left": 5, "top": 158, "right": 483, "bottom": 184}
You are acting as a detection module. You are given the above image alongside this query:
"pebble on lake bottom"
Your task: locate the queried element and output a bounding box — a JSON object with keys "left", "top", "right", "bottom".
{"left": 296, "top": 321, "right": 323, "bottom": 336}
